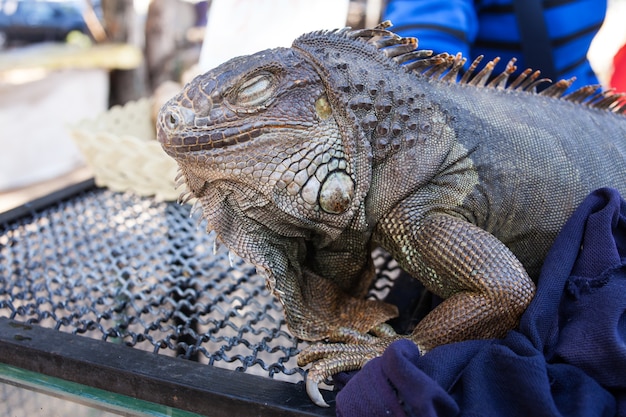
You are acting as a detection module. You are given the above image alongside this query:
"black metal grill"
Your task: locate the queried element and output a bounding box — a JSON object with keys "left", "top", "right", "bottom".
{"left": 0, "top": 181, "right": 414, "bottom": 416}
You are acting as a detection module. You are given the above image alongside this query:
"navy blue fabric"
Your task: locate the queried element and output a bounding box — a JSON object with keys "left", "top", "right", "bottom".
{"left": 382, "top": 0, "right": 605, "bottom": 90}
{"left": 335, "top": 188, "right": 626, "bottom": 417}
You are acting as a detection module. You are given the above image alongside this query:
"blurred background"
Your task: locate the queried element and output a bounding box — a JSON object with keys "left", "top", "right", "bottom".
{"left": 0, "top": 0, "right": 625, "bottom": 212}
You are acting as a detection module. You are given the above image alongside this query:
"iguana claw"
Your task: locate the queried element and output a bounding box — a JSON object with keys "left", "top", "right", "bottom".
{"left": 300, "top": 331, "right": 404, "bottom": 407}
{"left": 304, "top": 350, "right": 375, "bottom": 408}
{"left": 306, "top": 377, "right": 330, "bottom": 408}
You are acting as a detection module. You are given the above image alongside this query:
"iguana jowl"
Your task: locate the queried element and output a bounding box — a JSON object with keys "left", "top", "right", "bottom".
{"left": 156, "top": 22, "right": 626, "bottom": 407}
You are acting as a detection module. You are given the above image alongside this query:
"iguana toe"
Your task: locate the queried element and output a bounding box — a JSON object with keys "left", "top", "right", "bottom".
{"left": 299, "top": 334, "right": 406, "bottom": 406}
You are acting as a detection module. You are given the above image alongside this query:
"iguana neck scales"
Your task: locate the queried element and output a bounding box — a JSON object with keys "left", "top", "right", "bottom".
{"left": 157, "top": 21, "right": 626, "bottom": 407}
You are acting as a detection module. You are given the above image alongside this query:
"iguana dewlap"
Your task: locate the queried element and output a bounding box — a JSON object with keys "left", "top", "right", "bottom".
{"left": 156, "top": 22, "right": 626, "bottom": 407}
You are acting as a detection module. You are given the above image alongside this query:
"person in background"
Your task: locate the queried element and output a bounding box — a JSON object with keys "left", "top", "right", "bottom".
{"left": 382, "top": 0, "right": 606, "bottom": 91}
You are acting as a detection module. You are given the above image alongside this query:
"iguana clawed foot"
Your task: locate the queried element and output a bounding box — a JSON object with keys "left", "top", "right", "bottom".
{"left": 297, "top": 323, "right": 407, "bottom": 407}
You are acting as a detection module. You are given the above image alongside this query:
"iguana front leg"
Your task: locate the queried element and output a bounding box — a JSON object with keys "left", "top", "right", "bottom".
{"left": 300, "top": 210, "right": 536, "bottom": 406}
{"left": 278, "top": 266, "right": 399, "bottom": 342}
{"left": 200, "top": 187, "right": 399, "bottom": 348}
{"left": 381, "top": 212, "right": 536, "bottom": 347}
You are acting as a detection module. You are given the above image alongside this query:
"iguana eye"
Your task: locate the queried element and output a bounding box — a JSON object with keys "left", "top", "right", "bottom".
{"left": 233, "top": 73, "right": 275, "bottom": 108}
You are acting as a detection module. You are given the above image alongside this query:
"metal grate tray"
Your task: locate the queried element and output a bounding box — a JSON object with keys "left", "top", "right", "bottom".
{"left": 0, "top": 180, "right": 418, "bottom": 416}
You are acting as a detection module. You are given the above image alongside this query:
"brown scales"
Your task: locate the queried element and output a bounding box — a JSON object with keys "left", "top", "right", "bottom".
{"left": 157, "top": 20, "right": 626, "bottom": 408}
{"left": 338, "top": 20, "right": 626, "bottom": 115}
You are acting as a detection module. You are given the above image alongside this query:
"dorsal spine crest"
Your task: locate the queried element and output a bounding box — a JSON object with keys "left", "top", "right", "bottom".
{"left": 298, "top": 20, "right": 625, "bottom": 115}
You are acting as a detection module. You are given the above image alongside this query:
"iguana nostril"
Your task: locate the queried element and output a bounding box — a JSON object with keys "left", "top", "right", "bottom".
{"left": 163, "top": 107, "right": 197, "bottom": 130}
{"left": 168, "top": 112, "right": 178, "bottom": 128}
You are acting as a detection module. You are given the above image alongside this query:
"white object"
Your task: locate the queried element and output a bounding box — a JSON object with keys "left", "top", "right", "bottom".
{"left": 0, "top": 68, "right": 108, "bottom": 190}
{"left": 199, "top": 0, "right": 350, "bottom": 71}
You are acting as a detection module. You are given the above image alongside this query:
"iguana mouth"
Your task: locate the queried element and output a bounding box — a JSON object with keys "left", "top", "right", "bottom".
{"left": 157, "top": 112, "right": 312, "bottom": 154}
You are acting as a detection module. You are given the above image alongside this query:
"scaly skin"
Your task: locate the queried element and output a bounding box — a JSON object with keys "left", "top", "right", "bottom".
{"left": 157, "top": 23, "right": 626, "bottom": 407}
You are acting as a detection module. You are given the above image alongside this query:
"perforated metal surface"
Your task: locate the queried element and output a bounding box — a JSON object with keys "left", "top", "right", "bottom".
{"left": 0, "top": 183, "right": 403, "bottom": 389}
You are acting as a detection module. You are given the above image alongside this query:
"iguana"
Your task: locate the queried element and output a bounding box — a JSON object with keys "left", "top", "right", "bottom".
{"left": 156, "top": 22, "right": 626, "bottom": 407}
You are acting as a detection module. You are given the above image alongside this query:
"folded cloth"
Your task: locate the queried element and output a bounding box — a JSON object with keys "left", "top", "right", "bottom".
{"left": 336, "top": 188, "right": 626, "bottom": 417}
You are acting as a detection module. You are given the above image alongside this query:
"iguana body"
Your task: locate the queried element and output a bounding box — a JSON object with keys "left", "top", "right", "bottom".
{"left": 157, "top": 23, "right": 626, "bottom": 406}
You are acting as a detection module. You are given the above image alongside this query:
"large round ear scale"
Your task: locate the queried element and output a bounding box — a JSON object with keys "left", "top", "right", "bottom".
{"left": 319, "top": 171, "right": 355, "bottom": 214}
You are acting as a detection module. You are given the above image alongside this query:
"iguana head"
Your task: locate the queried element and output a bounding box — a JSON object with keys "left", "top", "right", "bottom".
{"left": 156, "top": 38, "right": 380, "bottom": 254}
